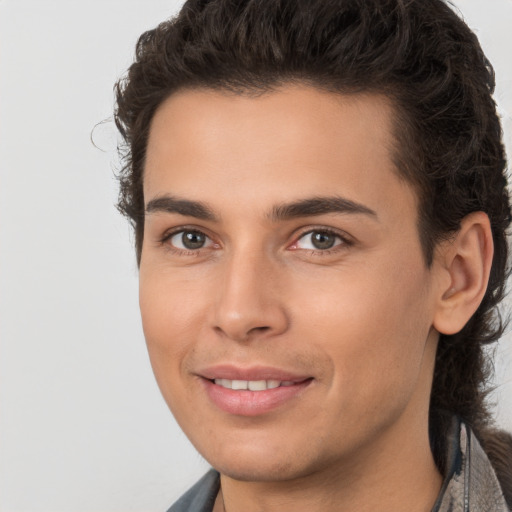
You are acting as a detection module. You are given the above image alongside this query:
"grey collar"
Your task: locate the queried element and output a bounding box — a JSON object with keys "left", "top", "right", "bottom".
{"left": 433, "top": 418, "right": 509, "bottom": 511}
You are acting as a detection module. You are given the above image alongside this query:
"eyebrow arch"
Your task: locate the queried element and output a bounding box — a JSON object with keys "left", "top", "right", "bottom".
{"left": 145, "top": 194, "right": 377, "bottom": 223}
{"left": 270, "top": 196, "right": 378, "bottom": 221}
{"left": 145, "top": 195, "right": 218, "bottom": 221}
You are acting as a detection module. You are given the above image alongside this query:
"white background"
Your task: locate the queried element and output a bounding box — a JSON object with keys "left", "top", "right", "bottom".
{"left": 0, "top": 1, "right": 511, "bottom": 511}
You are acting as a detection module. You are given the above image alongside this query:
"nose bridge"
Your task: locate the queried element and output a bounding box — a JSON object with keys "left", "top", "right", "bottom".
{"left": 212, "top": 243, "right": 287, "bottom": 341}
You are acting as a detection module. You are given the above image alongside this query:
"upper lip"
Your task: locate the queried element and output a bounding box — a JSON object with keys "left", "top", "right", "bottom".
{"left": 197, "top": 364, "right": 311, "bottom": 382}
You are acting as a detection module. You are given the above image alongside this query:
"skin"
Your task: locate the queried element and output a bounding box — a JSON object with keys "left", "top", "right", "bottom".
{"left": 139, "top": 85, "right": 489, "bottom": 512}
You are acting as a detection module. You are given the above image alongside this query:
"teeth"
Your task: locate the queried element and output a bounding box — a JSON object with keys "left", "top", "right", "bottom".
{"left": 248, "top": 380, "right": 267, "bottom": 391}
{"left": 266, "top": 380, "right": 280, "bottom": 389}
{"left": 218, "top": 379, "right": 231, "bottom": 389}
{"left": 232, "top": 380, "right": 248, "bottom": 390}
{"left": 213, "top": 379, "right": 294, "bottom": 391}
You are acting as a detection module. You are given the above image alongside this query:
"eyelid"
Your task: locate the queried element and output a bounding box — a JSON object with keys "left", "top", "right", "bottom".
{"left": 289, "top": 226, "right": 354, "bottom": 251}
{"left": 160, "top": 226, "right": 219, "bottom": 253}
{"left": 161, "top": 224, "right": 211, "bottom": 240}
{"left": 158, "top": 224, "right": 353, "bottom": 255}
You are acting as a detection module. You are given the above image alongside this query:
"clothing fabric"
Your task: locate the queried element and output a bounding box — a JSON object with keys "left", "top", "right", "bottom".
{"left": 431, "top": 419, "right": 509, "bottom": 512}
{"left": 167, "top": 418, "right": 509, "bottom": 512}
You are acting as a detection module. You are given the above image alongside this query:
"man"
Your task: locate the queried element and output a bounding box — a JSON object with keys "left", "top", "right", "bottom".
{"left": 114, "top": 0, "right": 512, "bottom": 510}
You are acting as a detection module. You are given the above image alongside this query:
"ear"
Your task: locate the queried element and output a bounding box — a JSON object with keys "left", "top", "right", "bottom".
{"left": 433, "top": 212, "right": 494, "bottom": 336}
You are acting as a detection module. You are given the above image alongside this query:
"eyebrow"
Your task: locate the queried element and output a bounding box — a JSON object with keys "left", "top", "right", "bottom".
{"left": 269, "top": 196, "right": 377, "bottom": 221}
{"left": 145, "top": 195, "right": 218, "bottom": 221}
{"left": 145, "top": 194, "right": 377, "bottom": 222}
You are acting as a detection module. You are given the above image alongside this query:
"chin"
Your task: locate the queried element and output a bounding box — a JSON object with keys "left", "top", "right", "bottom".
{"left": 212, "top": 458, "right": 309, "bottom": 483}
{"left": 199, "top": 434, "right": 334, "bottom": 484}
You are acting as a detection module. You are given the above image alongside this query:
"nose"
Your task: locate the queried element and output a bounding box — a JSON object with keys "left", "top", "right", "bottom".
{"left": 211, "top": 250, "right": 289, "bottom": 342}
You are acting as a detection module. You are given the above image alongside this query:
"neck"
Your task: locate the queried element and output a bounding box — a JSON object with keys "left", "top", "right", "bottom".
{"left": 215, "top": 414, "right": 442, "bottom": 512}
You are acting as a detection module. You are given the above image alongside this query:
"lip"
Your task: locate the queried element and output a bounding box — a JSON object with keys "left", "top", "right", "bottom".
{"left": 198, "top": 364, "right": 311, "bottom": 382}
{"left": 197, "top": 365, "right": 314, "bottom": 416}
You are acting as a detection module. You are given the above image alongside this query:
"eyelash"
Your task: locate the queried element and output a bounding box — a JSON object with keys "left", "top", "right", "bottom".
{"left": 160, "top": 227, "right": 217, "bottom": 256}
{"left": 159, "top": 226, "right": 353, "bottom": 256}
{"left": 290, "top": 228, "right": 353, "bottom": 255}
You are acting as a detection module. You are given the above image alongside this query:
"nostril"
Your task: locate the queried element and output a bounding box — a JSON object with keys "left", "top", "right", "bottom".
{"left": 213, "top": 324, "right": 272, "bottom": 342}
{"left": 251, "top": 326, "right": 271, "bottom": 333}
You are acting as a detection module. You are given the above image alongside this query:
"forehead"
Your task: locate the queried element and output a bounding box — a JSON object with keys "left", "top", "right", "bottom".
{"left": 144, "top": 85, "right": 417, "bottom": 224}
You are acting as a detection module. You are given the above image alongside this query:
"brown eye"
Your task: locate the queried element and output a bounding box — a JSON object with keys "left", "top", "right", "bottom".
{"left": 169, "top": 230, "right": 212, "bottom": 250}
{"left": 295, "top": 230, "right": 345, "bottom": 251}
{"left": 311, "top": 231, "right": 337, "bottom": 249}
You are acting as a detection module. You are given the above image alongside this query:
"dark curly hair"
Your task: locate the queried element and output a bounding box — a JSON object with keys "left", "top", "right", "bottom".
{"left": 114, "top": 0, "right": 511, "bottom": 497}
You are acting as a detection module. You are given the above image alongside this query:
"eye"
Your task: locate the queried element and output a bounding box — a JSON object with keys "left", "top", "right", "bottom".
{"left": 294, "top": 230, "right": 346, "bottom": 251}
{"left": 167, "top": 230, "right": 214, "bottom": 251}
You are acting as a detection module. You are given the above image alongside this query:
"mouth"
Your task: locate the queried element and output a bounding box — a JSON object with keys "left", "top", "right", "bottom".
{"left": 212, "top": 378, "right": 301, "bottom": 391}
{"left": 198, "top": 366, "right": 314, "bottom": 416}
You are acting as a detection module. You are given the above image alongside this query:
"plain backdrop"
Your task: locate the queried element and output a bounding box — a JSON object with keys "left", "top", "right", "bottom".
{"left": 0, "top": 1, "right": 511, "bottom": 511}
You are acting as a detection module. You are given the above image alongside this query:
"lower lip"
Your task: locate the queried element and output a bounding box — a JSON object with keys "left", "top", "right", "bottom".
{"left": 202, "top": 378, "right": 313, "bottom": 416}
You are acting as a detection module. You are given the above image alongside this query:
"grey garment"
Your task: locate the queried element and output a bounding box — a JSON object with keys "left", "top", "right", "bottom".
{"left": 167, "top": 419, "right": 509, "bottom": 512}
{"left": 432, "top": 418, "right": 509, "bottom": 512}
{"left": 168, "top": 470, "right": 219, "bottom": 512}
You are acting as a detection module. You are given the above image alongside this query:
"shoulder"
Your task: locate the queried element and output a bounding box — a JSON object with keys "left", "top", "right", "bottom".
{"left": 167, "top": 469, "right": 220, "bottom": 512}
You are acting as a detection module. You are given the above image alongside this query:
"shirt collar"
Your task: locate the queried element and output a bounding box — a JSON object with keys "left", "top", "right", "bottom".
{"left": 433, "top": 417, "right": 509, "bottom": 512}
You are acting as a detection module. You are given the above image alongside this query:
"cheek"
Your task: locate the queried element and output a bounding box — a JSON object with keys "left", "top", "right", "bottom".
{"left": 138, "top": 269, "right": 215, "bottom": 427}
{"left": 296, "top": 256, "right": 433, "bottom": 408}
{"left": 139, "top": 269, "right": 206, "bottom": 378}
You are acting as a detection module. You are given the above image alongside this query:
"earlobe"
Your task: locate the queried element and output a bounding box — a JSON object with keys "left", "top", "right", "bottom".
{"left": 433, "top": 212, "right": 494, "bottom": 336}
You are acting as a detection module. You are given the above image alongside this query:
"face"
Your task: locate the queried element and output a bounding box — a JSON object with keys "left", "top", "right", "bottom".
{"left": 140, "top": 85, "right": 443, "bottom": 482}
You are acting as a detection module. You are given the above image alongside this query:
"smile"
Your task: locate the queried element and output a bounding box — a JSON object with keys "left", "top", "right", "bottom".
{"left": 213, "top": 379, "right": 296, "bottom": 391}
{"left": 201, "top": 374, "right": 313, "bottom": 416}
